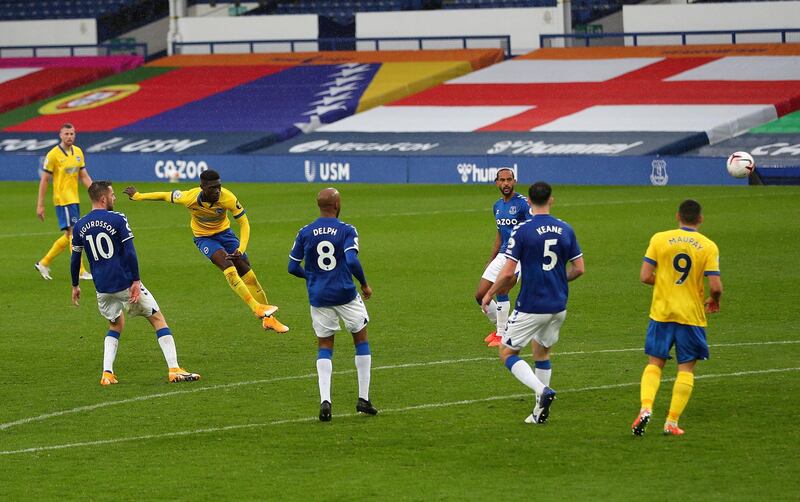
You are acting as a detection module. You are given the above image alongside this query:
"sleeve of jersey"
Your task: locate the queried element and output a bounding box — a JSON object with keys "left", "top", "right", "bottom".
{"left": 42, "top": 151, "right": 55, "bottom": 174}
{"left": 569, "top": 228, "right": 583, "bottom": 261}
{"left": 237, "top": 213, "right": 250, "bottom": 253}
{"left": 643, "top": 237, "right": 657, "bottom": 266}
{"left": 70, "top": 233, "right": 82, "bottom": 287}
{"left": 123, "top": 238, "right": 140, "bottom": 282}
{"left": 77, "top": 147, "right": 86, "bottom": 168}
{"left": 344, "top": 226, "right": 360, "bottom": 253}
{"left": 704, "top": 242, "right": 721, "bottom": 276}
{"left": 504, "top": 230, "right": 521, "bottom": 262}
{"left": 345, "top": 249, "right": 367, "bottom": 286}
{"left": 132, "top": 191, "right": 172, "bottom": 202}
{"left": 288, "top": 232, "right": 306, "bottom": 278}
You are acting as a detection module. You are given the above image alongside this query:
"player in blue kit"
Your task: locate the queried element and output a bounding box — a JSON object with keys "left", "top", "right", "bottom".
{"left": 482, "top": 181, "right": 584, "bottom": 424}
{"left": 71, "top": 181, "right": 200, "bottom": 385}
{"left": 288, "top": 187, "right": 377, "bottom": 422}
{"left": 475, "top": 168, "right": 531, "bottom": 347}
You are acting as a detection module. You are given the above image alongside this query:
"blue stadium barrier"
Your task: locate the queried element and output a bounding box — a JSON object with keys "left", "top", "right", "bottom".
{"left": 0, "top": 42, "right": 148, "bottom": 59}
{"left": 0, "top": 152, "right": 749, "bottom": 185}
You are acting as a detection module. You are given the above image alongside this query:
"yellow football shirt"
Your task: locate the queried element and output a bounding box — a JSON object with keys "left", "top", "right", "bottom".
{"left": 169, "top": 186, "right": 245, "bottom": 237}
{"left": 644, "top": 227, "right": 720, "bottom": 327}
{"left": 42, "top": 144, "right": 85, "bottom": 206}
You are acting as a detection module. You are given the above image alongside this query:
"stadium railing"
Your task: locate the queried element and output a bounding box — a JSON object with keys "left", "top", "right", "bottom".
{"left": 0, "top": 42, "right": 148, "bottom": 59}
{"left": 172, "top": 35, "right": 512, "bottom": 58}
{"left": 540, "top": 28, "right": 800, "bottom": 48}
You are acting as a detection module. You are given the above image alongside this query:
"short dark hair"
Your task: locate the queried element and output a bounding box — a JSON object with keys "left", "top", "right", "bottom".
{"left": 88, "top": 180, "right": 112, "bottom": 201}
{"left": 528, "top": 181, "right": 552, "bottom": 206}
{"left": 678, "top": 199, "right": 702, "bottom": 225}
{"left": 495, "top": 168, "right": 515, "bottom": 180}
{"left": 60, "top": 123, "right": 74, "bottom": 131}
{"left": 200, "top": 169, "right": 220, "bottom": 182}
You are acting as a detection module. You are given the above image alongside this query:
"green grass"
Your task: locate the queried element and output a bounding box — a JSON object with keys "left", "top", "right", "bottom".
{"left": 1, "top": 182, "right": 799, "bottom": 500}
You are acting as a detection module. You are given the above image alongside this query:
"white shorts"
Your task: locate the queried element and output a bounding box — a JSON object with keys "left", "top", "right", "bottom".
{"left": 310, "top": 295, "right": 369, "bottom": 338}
{"left": 502, "top": 310, "right": 567, "bottom": 351}
{"left": 96, "top": 283, "right": 160, "bottom": 322}
{"left": 481, "top": 253, "right": 521, "bottom": 283}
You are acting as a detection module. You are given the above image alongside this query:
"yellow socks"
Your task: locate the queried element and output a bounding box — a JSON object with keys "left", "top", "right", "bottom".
{"left": 667, "top": 371, "right": 695, "bottom": 424}
{"left": 40, "top": 234, "right": 69, "bottom": 266}
{"left": 640, "top": 364, "right": 662, "bottom": 411}
{"left": 241, "top": 269, "right": 268, "bottom": 305}
{"left": 223, "top": 266, "right": 258, "bottom": 312}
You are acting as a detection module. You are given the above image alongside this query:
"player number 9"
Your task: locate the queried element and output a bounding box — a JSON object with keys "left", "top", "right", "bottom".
{"left": 673, "top": 253, "right": 692, "bottom": 284}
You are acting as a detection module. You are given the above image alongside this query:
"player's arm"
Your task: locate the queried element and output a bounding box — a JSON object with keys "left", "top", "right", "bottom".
{"left": 233, "top": 213, "right": 250, "bottom": 255}
{"left": 482, "top": 257, "right": 516, "bottom": 309}
{"left": 123, "top": 186, "right": 172, "bottom": 202}
{"left": 36, "top": 170, "right": 52, "bottom": 221}
{"left": 345, "top": 249, "right": 371, "bottom": 300}
{"left": 288, "top": 232, "right": 306, "bottom": 279}
{"left": 78, "top": 167, "right": 92, "bottom": 188}
{"left": 640, "top": 259, "right": 656, "bottom": 286}
{"left": 567, "top": 256, "right": 585, "bottom": 282}
{"left": 70, "top": 236, "right": 82, "bottom": 306}
{"left": 487, "top": 231, "right": 501, "bottom": 263}
{"left": 705, "top": 275, "right": 722, "bottom": 313}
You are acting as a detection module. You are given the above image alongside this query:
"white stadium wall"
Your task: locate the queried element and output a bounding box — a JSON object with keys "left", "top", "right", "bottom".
{"left": 0, "top": 19, "right": 97, "bottom": 50}
{"left": 356, "top": 8, "right": 566, "bottom": 55}
{"left": 623, "top": 1, "right": 800, "bottom": 45}
{"left": 175, "top": 14, "right": 318, "bottom": 54}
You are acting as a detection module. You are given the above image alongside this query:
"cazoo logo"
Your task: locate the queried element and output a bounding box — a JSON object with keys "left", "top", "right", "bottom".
{"left": 456, "top": 163, "right": 519, "bottom": 183}
{"left": 154, "top": 160, "right": 208, "bottom": 180}
{"left": 304, "top": 160, "right": 351, "bottom": 182}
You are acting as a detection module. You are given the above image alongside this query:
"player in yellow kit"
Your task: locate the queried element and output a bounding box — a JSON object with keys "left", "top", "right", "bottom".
{"left": 631, "top": 199, "right": 723, "bottom": 437}
{"left": 35, "top": 123, "right": 92, "bottom": 280}
{"left": 123, "top": 170, "right": 288, "bottom": 332}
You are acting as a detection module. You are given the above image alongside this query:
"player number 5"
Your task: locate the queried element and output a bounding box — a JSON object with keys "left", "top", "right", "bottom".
{"left": 542, "top": 239, "right": 558, "bottom": 271}
{"left": 317, "top": 240, "right": 337, "bottom": 271}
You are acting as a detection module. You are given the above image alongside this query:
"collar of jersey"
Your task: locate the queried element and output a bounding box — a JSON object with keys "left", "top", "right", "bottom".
{"left": 196, "top": 192, "right": 215, "bottom": 207}
{"left": 680, "top": 226, "right": 697, "bottom": 232}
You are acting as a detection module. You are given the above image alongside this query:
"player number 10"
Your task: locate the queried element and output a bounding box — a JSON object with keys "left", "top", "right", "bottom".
{"left": 85, "top": 232, "right": 114, "bottom": 261}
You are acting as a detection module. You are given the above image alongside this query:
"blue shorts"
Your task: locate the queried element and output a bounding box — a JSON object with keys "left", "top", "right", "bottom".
{"left": 193, "top": 229, "right": 248, "bottom": 261}
{"left": 645, "top": 320, "right": 709, "bottom": 364}
{"left": 56, "top": 204, "right": 80, "bottom": 230}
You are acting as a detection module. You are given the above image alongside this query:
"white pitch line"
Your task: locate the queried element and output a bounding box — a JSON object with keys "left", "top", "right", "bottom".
{"left": 1, "top": 339, "right": 797, "bottom": 432}
{"left": 1, "top": 366, "right": 797, "bottom": 456}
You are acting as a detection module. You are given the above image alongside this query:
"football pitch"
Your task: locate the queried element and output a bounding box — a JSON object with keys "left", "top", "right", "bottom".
{"left": 1, "top": 181, "right": 798, "bottom": 500}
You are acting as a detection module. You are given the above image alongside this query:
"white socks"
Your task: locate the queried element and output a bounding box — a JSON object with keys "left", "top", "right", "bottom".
{"left": 509, "top": 359, "right": 546, "bottom": 395}
{"left": 157, "top": 335, "right": 179, "bottom": 368}
{"left": 103, "top": 335, "right": 119, "bottom": 373}
{"left": 355, "top": 355, "right": 371, "bottom": 400}
{"left": 496, "top": 300, "right": 510, "bottom": 337}
{"left": 483, "top": 300, "right": 498, "bottom": 324}
{"left": 317, "top": 358, "right": 332, "bottom": 403}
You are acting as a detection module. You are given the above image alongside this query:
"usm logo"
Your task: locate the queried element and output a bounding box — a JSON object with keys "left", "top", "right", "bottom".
{"left": 304, "top": 160, "right": 351, "bottom": 183}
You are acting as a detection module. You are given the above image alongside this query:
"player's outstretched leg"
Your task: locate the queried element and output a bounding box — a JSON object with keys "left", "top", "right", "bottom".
{"left": 222, "top": 266, "right": 277, "bottom": 318}
{"left": 34, "top": 262, "right": 53, "bottom": 280}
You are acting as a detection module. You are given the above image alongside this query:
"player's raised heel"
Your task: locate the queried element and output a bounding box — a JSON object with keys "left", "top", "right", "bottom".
{"left": 100, "top": 371, "right": 118, "bottom": 386}
{"left": 262, "top": 315, "right": 289, "bottom": 333}
{"left": 532, "top": 387, "right": 556, "bottom": 424}
{"left": 168, "top": 367, "right": 201, "bottom": 383}
{"left": 319, "top": 400, "right": 332, "bottom": 422}
{"left": 631, "top": 410, "right": 651, "bottom": 436}
{"left": 356, "top": 397, "right": 378, "bottom": 416}
{"left": 663, "top": 423, "right": 685, "bottom": 436}
{"left": 254, "top": 304, "right": 278, "bottom": 318}
{"left": 34, "top": 262, "right": 52, "bottom": 280}
{"left": 487, "top": 334, "right": 502, "bottom": 347}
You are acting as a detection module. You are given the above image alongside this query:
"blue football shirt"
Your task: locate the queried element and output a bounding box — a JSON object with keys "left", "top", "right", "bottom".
{"left": 72, "top": 209, "right": 136, "bottom": 294}
{"left": 494, "top": 192, "right": 531, "bottom": 253}
{"left": 505, "top": 214, "right": 582, "bottom": 314}
{"left": 290, "top": 217, "right": 360, "bottom": 307}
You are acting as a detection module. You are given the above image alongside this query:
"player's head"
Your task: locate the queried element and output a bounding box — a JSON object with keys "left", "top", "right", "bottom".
{"left": 200, "top": 169, "right": 222, "bottom": 204}
{"left": 59, "top": 123, "right": 76, "bottom": 147}
{"left": 528, "top": 181, "right": 553, "bottom": 208}
{"left": 677, "top": 199, "right": 703, "bottom": 226}
{"left": 317, "top": 187, "right": 341, "bottom": 217}
{"left": 495, "top": 168, "right": 516, "bottom": 197}
{"left": 88, "top": 180, "right": 115, "bottom": 210}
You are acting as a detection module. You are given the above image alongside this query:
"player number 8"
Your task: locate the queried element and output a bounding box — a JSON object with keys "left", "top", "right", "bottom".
{"left": 317, "top": 240, "right": 337, "bottom": 271}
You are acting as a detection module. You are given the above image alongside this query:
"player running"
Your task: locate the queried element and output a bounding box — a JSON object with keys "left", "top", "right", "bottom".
{"left": 71, "top": 181, "right": 200, "bottom": 385}
{"left": 288, "top": 187, "right": 377, "bottom": 422}
{"left": 35, "top": 123, "right": 93, "bottom": 281}
{"left": 482, "top": 181, "right": 584, "bottom": 424}
{"left": 475, "top": 168, "right": 531, "bottom": 347}
{"left": 123, "top": 170, "right": 288, "bottom": 332}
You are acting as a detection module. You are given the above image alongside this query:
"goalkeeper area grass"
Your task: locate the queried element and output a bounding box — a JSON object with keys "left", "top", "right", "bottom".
{"left": 1, "top": 181, "right": 798, "bottom": 499}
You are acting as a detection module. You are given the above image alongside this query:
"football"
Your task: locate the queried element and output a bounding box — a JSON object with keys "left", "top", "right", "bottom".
{"left": 726, "top": 151, "right": 755, "bottom": 178}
